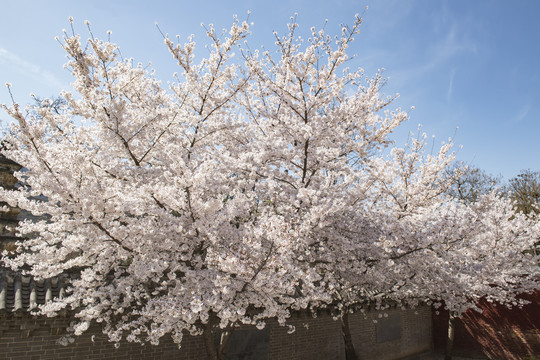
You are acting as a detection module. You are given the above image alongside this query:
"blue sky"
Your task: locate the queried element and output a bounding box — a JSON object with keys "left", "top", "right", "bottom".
{"left": 1, "top": 0, "right": 539, "bottom": 180}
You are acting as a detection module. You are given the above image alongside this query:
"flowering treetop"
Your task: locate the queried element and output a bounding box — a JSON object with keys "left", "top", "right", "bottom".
{"left": 1, "top": 15, "right": 538, "bottom": 356}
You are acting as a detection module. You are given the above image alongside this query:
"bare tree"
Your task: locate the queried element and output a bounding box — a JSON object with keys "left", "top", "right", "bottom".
{"left": 446, "top": 162, "right": 501, "bottom": 204}
{"left": 507, "top": 169, "right": 540, "bottom": 216}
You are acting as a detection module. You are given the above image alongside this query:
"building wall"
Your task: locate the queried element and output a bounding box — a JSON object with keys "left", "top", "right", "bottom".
{"left": 433, "top": 292, "right": 540, "bottom": 360}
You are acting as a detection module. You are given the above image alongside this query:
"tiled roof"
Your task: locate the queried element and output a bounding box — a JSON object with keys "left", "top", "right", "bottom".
{"left": 0, "top": 154, "right": 21, "bottom": 169}
{"left": 0, "top": 271, "right": 67, "bottom": 313}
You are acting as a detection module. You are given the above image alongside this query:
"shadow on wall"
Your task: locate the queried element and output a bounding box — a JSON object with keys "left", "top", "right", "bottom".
{"left": 433, "top": 291, "right": 540, "bottom": 360}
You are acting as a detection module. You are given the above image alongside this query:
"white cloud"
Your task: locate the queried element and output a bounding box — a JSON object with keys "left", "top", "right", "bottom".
{"left": 447, "top": 68, "right": 456, "bottom": 103}
{"left": 512, "top": 104, "right": 531, "bottom": 124}
{"left": 0, "top": 47, "right": 66, "bottom": 90}
{"left": 431, "top": 22, "right": 478, "bottom": 62}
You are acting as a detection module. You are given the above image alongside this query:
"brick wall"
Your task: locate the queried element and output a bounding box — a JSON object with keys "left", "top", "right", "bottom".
{"left": 433, "top": 291, "right": 540, "bottom": 360}
{"left": 268, "top": 312, "right": 344, "bottom": 360}
{"left": 347, "top": 305, "right": 432, "bottom": 360}
{"left": 0, "top": 306, "right": 432, "bottom": 360}
{"left": 268, "top": 305, "right": 432, "bottom": 360}
{"left": 0, "top": 315, "right": 198, "bottom": 360}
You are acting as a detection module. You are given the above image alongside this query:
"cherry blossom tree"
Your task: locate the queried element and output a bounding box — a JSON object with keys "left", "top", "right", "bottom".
{"left": 1, "top": 15, "right": 539, "bottom": 360}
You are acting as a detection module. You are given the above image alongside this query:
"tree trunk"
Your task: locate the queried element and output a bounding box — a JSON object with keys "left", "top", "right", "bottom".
{"left": 203, "top": 326, "right": 219, "bottom": 360}
{"left": 341, "top": 310, "right": 359, "bottom": 360}
{"left": 218, "top": 328, "right": 233, "bottom": 360}
{"left": 444, "top": 312, "right": 457, "bottom": 360}
{"left": 202, "top": 317, "right": 233, "bottom": 360}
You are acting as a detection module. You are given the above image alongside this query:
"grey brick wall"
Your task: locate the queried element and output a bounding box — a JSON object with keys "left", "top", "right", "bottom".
{"left": 348, "top": 306, "right": 432, "bottom": 360}
{"left": 0, "top": 307, "right": 431, "bottom": 360}
{"left": 0, "top": 315, "right": 199, "bottom": 360}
